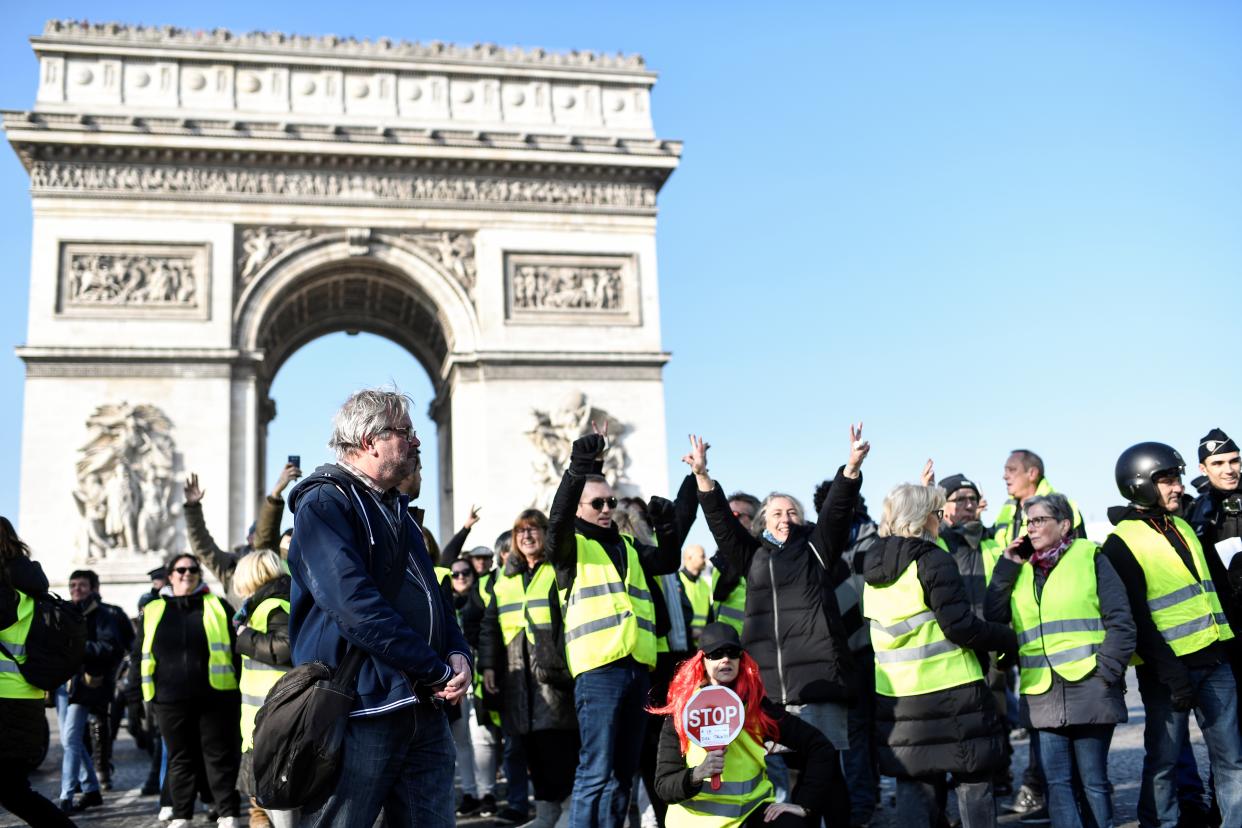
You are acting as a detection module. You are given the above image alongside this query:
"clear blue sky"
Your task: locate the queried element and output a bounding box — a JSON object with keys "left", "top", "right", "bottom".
{"left": 2, "top": 2, "right": 1241, "bottom": 547}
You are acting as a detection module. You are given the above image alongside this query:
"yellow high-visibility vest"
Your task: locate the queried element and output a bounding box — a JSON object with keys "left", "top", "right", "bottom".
{"left": 494, "top": 562, "right": 556, "bottom": 647}
{"left": 561, "top": 533, "right": 657, "bottom": 677}
{"left": 1009, "top": 539, "right": 1105, "bottom": 694}
{"left": 239, "top": 596, "right": 290, "bottom": 752}
{"left": 666, "top": 730, "right": 775, "bottom": 828}
{"left": 680, "top": 570, "right": 713, "bottom": 633}
{"left": 141, "top": 593, "right": 237, "bottom": 702}
{"left": 864, "top": 557, "right": 983, "bottom": 697}
{"left": 935, "top": 534, "right": 1003, "bottom": 584}
{"left": 712, "top": 579, "right": 747, "bottom": 636}
{"left": 0, "top": 591, "right": 43, "bottom": 700}
{"left": 1111, "top": 516, "right": 1234, "bottom": 658}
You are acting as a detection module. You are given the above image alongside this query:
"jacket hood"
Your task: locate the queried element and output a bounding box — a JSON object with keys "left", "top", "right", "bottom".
{"left": 862, "top": 534, "right": 937, "bottom": 587}
{"left": 248, "top": 573, "right": 291, "bottom": 606}
{"left": 288, "top": 463, "right": 363, "bottom": 511}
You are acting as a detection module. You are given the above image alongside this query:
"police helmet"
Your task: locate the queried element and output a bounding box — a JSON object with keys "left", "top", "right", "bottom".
{"left": 1115, "top": 442, "right": 1185, "bottom": 508}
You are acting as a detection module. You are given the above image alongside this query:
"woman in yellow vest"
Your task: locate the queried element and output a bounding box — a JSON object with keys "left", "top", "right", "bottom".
{"left": 862, "top": 483, "right": 1017, "bottom": 828}
{"left": 0, "top": 516, "right": 77, "bottom": 827}
{"left": 985, "top": 493, "right": 1134, "bottom": 828}
{"left": 140, "top": 552, "right": 241, "bottom": 828}
{"left": 232, "top": 550, "right": 294, "bottom": 828}
{"left": 651, "top": 622, "right": 835, "bottom": 828}
{"left": 480, "top": 509, "right": 579, "bottom": 828}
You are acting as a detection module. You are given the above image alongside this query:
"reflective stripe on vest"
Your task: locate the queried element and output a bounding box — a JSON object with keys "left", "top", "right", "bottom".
{"left": 1010, "top": 539, "right": 1104, "bottom": 694}
{"left": 494, "top": 562, "right": 557, "bottom": 647}
{"left": 239, "top": 596, "right": 290, "bottom": 752}
{"left": 665, "top": 731, "right": 774, "bottom": 828}
{"left": 680, "top": 571, "right": 712, "bottom": 631}
{"left": 712, "top": 579, "right": 747, "bottom": 636}
{"left": 993, "top": 479, "right": 1084, "bottom": 547}
{"left": 141, "top": 593, "right": 238, "bottom": 702}
{"left": 1111, "top": 517, "right": 1234, "bottom": 657}
{"left": 864, "top": 557, "right": 983, "bottom": 697}
{"left": 0, "top": 591, "right": 43, "bottom": 700}
{"left": 562, "top": 533, "right": 657, "bottom": 677}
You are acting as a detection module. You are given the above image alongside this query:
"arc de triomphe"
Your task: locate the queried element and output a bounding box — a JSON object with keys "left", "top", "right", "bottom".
{"left": 4, "top": 21, "right": 680, "bottom": 597}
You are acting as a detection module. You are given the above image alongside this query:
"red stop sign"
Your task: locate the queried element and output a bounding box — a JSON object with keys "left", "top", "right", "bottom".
{"left": 682, "top": 685, "right": 745, "bottom": 749}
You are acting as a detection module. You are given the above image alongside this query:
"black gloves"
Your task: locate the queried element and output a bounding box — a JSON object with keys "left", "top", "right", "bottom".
{"left": 1170, "top": 683, "right": 1196, "bottom": 712}
{"left": 647, "top": 495, "right": 675, "bottom": 523}
{"left": 571, "top": 433, "right": 606, "bottom": 459}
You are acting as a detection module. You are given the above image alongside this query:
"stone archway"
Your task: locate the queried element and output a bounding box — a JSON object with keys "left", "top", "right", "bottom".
{"left": 6, "top": 20, "right": 680, "bottom": 603}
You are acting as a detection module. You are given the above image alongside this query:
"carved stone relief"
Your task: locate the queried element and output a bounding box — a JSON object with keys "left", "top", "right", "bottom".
{"left": 58, "top": 242, "right": 210, "bottom": 318}
{"left": 525, "top": 391, "right": 632, "bottom": 511}
{"left": 32, "top": 161, "right": 659, "bottom": 212}
{"left": 73, "top": 402, "right": 180, "bottom": 562}
{"left": 505, "top": 253, "right": 639, "bottom": 325}
{"left": 234, "top": 225, "right": 478, "bottom": 300}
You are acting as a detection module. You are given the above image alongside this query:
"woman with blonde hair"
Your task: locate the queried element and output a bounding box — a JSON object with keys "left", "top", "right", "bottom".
{"left": 861, "top": 483, "right": 1017, "bottom": 828}
{"left": 233, "top": 549, "right": 295, "bottom": 828}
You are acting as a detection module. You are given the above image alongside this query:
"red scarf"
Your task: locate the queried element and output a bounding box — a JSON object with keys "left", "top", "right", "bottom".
{"left": 1030, "top": 536, "right": 1072, "bottom": 577}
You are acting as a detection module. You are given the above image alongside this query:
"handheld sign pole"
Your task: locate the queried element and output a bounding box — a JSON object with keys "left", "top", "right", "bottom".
{"left": 681, "top": 685, "right": 745, "bottom": 791}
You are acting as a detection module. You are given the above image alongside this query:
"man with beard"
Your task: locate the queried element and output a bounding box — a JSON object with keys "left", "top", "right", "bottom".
{"left": 287, "top": 388, "right": 472, "bottom": 828}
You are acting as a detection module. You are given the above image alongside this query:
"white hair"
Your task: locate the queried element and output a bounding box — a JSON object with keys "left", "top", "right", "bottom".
{"left": 878, "top": 483, "right": 945, "bottom": 541}
{"left": 328, "top": 388, "right": 412, "bottom": 460}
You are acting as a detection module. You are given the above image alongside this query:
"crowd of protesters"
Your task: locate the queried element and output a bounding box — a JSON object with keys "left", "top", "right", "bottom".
{"left": 3, "top": 388, "right": 1242, "bottom": 828}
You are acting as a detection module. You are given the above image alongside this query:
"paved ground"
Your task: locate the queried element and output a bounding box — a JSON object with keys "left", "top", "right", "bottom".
{"left": 2, "top": 670, "right": 1214, "bottom": 827}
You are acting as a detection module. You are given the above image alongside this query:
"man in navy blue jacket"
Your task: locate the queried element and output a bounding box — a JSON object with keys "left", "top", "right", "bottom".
{"left": 287, "top": 388, "right": 472, "bottom": 828}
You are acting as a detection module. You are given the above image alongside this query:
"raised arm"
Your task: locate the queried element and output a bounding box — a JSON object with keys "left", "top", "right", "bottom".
{"left": 182, "top": 473, "right": 242, "bottom": 589}
{"left": 811, "top": 424, "right": 870, "bottom": 565}
{"left": 545, "top": 433, "right": 606, "bottom": 578}
{"left": 684, "top": 435, "right": 759, "bottom": 577}
{"left": 255, "top": 462, "right": 301, "bottom": 551}
{"left": 671, "top": 474, "right": 699, "bottom": 550}
{"left": 439, "top": 508, "right": 478, "bottom": 566}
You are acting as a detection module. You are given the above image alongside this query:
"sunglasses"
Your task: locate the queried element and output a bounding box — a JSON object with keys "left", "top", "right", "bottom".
{"left": 705, "top": 646, "right": 743, "bottom": 661}
{"left": 172, "top": 566, "right": 201, "bottom": 575}
{"left": 451, "top": 570, "right": 473, "bottom": 579}
{"left": 583, "top": 497, "right": 618, "bottom": 511}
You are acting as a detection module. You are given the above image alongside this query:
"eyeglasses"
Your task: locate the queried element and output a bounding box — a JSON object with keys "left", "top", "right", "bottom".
{"left": 515, "top": 527, "right": 542, "bottom": 536}
{"left": 1027, "top": 516, "right": 1060, "bottom": 528}
{"left": 385, "top": 426, "right": 416, "bottom": 442}
{"left": 581, "top": 497, "right": 618, "bottom": 511}
{"left": 932, "top": 509, "right": 945, "bottom": 520}
{"left": 947, "top": 496, "right": 979, "bottom": 505}
{"left": 172, "top": 566, "right": 201, "bottom": 575}
{"left": 732, "top": 510, "right": 755, "bottom": 521}
{"left": 451, "top": 570, "right": 473, "bottom": 579}
{"left": 705, "top": 646, "right": 743, "bottom": 661}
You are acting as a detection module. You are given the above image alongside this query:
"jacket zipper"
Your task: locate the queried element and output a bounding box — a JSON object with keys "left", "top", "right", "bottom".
{"left": 768, "top": 553, "right": 788, "bottom": 704}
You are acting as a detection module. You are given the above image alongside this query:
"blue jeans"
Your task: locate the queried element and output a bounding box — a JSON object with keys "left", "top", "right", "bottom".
{"left": 570, "top": 660, "right": 650, "bottom": 828}
{"left": 54, "top": 686, "right": 99, "bottom": 801}
{"left": 300, "top": 704, "right": 456, "bottom": 828}
{"left": 1039, "top": 724, "right": 1115, "bottom": 828}
{"left": 503, "top": 730, "right": 530, "bottom": 813}
{"left": 1138, "top": 661, "right": 1242, "bottom": 828}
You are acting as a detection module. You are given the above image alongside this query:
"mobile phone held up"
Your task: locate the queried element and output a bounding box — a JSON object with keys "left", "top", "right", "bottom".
{"left": 1015, "top": 536, "right": 1036, "bottom": 560}
{"left": 288, "top": 455, "right": 301, "bottom": 468}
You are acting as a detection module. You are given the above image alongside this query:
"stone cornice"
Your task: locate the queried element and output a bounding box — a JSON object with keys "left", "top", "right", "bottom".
{"left": 37, "top": 20, "right": 652, "bottom": 76}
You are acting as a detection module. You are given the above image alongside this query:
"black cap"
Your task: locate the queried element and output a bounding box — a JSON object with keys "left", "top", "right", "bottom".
{"left": 939, "top": 474, "right": 980, "bottom": 499}
{"left": 1199, "top": 428, "right": 1239, "bottom": 462}
{"left": 697, "top": 622, "right": 742, "bottom": 655}
{"left": 147, "top": 566, "right": 167, "bottom": 580}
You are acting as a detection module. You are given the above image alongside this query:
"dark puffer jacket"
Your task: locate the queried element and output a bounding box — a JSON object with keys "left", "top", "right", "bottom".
{"left": 478, "top": 554, "right": 575, "bottom": 735}
{"left": 0, "top": 556, "right": 51, "bottom": 768}
{"left": 67, "top": 594, "right": 131, "bottom": 707}
{"left": 698, "top": 468, "right": 861, "bottom": 705}
{"left": 862, "top": 535, "right": 1016, "bottom": 779}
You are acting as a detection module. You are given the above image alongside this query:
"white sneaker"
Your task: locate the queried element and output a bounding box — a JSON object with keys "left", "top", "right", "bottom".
{"left": 158, "top": 806, "right": 174, "bottom": 821}
{"left": 168, "top": 820, "right": 190, "bottom": 828}
{"left": 217, "top": 818, "right": 238, "bottom": 828}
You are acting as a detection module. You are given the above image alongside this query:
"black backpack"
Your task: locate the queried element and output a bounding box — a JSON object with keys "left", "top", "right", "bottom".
{"left": 0, "top": 590, "right": 87, "bottom": 691}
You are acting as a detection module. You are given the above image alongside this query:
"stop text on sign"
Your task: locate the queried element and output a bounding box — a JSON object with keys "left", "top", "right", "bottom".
{"left": 686, "top": 706, "right": 740, "bottom": 729}
{"left": 682, "top": 685, "right": 745, "bottom": 749}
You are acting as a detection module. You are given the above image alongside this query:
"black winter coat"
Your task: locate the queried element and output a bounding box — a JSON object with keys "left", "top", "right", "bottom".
{"left": 235, "top": 575, "right": 292, "bottom": 669}
{"left": 67, "top": 595, "right": 130, "bottom": 706}
{"left": 141, "top": 586, "right": 239, "bottom": 704}
{"left": 654, "top": 697, "right": 844, "bottom": 824}
{"left": 478, "top": 554, "right": 576, "bottom": 735}
{"left": 862, "top": 535, "right": 1016, "bottom": 779}
{"left": 699, "top": 468, "right": 861, "bottom": 705}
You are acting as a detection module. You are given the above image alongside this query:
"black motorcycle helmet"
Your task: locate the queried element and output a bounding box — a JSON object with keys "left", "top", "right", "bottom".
{"left": 1115, "top": 442, "right": 1185, "bottom": 508}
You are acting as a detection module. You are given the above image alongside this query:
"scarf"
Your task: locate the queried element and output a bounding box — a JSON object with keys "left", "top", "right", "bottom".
{"left": 762, "top": 529, "right": 785, "bottom": 549}
{"left": 1030, "top": 536, "right": 1072, "bottom": 578}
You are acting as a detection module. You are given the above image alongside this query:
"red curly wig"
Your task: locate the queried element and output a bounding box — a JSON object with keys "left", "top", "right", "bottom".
{"left": 648, "top": 650, "right": 780, "bottom": 754}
